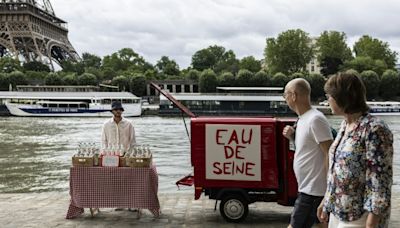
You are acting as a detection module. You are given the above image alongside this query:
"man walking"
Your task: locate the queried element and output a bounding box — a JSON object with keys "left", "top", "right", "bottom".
{"left": 282, "top": 78, "right": 333, "bottom": 228}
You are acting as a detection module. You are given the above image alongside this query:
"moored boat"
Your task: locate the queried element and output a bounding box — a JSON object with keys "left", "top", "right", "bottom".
{"left": 0, "top": 91, "right": 141, "bottom": 117}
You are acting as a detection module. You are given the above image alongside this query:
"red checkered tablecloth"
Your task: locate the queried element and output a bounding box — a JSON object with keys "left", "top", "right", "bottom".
{"left": 66, "top": 165, "right": 160, "bottom": 219}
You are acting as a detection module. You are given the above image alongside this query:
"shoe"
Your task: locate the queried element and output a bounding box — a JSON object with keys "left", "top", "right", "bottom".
{"left": 115, "top": 208, "right": 124, "bottom": 211}
{"left": 128, "top": 208, "right": 138, "bottom": 212}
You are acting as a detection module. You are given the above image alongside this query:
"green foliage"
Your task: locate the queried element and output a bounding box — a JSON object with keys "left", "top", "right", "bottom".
{"left": 218, "top": 72, "right": 235, "bottom": 87}
{"left": 60, "top": 60, "right": 84, "bottom": 75}
{"left": 360, "top": 70, "right": 380, "bottom": 100}
{"left": 102, "top": 48, "right": 149, "bottom": 74}
{"left": 199, "top": 69, "right": 218, "bottom": 92}
{"left": 7, "top": 71, "right": 26, "bottom": 89}
{"left": 82, "top": 52, "right": 102, "bottom": 69}
{"left": 239, "top": 56, "right": 262, "bottom": 73}
{"left": 354, "top": 35, "right": 398, "bottom": 69}
{"left": 343, "top": 56, "right": 387, "bottom": 76}
{"left": 0, "top": 57, "right": 22, "bottom": 73}
{"left": 0, "top": 72, "right": 9, "bottom": 90}
{"left": 101, "top": 67, "right": 117, "bottom": 80}
{"left": 62, "top": 73, "right": 78, "bottom": 85}
{"left": 45, "top": 72, "right": 63, "bottom": 85}
{"left": 264, "top": 29, "right": 314, "bottom": 74}
{"left": 380, "top": 70, "right": 399, "bottom": 99}
{"left": 317, "top": 31, "right": 353, "bottom": 76}
{"left": 236, "top": 69, "right": 254, "bottom": 86}
{"left": 304, "top": 73, "right": 326, "bottom": 100}
{"left": 24, "top": 71, "right": 46, "bottom": 84}
{"left": 291, "top": 72, "right": 304, "bottom": 79}
{"left": 271, "top": 72, "right": 289, "bottom": 87}
{"left": 111, "top": 75, "right": 129, "bottom": 91}
{"left": 156, "top": 56, "right": 180, "bottom": 77}
{"left": 185, "top": 69, "right": 200, "bottom": 81}
{"left": 129, "top": 75, "right": 146, "bottom": 96}
{"left": 77, "top": 73, "right": 97, "bottom": 85}
{"left": 22, "top": 61, "right": 51, "bottom": 72}
{"left": 253, "top": 71, "right": 271, "bottom": 86}
{"left": 84, "top": 67, "right": 104, "bottom": 80}
{"left": 191, "top": 45, "right": 239, "bottom": 74}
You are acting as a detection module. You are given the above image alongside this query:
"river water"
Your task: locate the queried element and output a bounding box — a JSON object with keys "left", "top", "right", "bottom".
{"left": 0, "top": 115, "right": 399, "bottom": 193}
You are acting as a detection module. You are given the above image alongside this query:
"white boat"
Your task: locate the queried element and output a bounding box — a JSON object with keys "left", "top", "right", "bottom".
{"left": 367, "top": 101, "right": 400, "bottom": 115}
{"left": 0, "top": 91, "right": 141, "bottom": 117}
{"left": 318, "top": 100, "right": 400, "bottom": 115}
{"left": 159, "top": 92, "right": 292, "bottom": 116}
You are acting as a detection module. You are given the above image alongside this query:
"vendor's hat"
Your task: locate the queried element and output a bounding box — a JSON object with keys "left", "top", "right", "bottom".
{"left": 111, "top": 101, "right": 124, "bottom": 111}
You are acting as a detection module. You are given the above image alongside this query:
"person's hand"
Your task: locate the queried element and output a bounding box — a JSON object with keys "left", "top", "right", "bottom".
{"left": 366, "top": 213, "right": 380, "bottom": 228}
{"left": 282, "top": 125, "right": 295, "bottom": 140}
{"left": 317, "top": 202, "right": 328, "bottom": 223}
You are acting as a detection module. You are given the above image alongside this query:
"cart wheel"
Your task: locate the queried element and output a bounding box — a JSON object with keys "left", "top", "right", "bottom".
{"left": 219, "top": 194, "right": 248, "bottom": 223}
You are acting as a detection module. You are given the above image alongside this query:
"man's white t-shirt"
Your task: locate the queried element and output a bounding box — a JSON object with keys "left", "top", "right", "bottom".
{"left": 294, "top": 108, "right": 332, "bottom": 196}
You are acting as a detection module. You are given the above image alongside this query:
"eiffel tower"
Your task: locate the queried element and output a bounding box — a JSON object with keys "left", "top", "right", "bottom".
{"left": 0, "top": 0, "right": 79, "bottom": 70}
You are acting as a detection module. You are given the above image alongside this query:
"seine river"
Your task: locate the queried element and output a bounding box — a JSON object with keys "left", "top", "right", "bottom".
{"left": 0, "top": 115, "right": 399, "bottom": 193}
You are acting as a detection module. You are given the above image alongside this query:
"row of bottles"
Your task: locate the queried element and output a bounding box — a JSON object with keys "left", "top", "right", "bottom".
{"left": 73, "top": 142, "right": 152, "bottom": 158}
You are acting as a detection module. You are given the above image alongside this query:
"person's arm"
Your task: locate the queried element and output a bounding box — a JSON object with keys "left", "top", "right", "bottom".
{"left": 101, "top": 123, "right": 107, "bottom": 148}
{"left": 282, "top": 125, "right": 295, "bottom": 141}
{"left": 364, "top": 125, "right": 393, "bottom": 228}
{"left": 129, "top": 123, "right": 136, "bottom": 147}
{"left": 319, "top": 140, "right": 332, "bottom": 172}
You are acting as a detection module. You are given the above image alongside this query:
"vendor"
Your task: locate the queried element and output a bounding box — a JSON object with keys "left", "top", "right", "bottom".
{"left": 101, "top": 100, "right": 136, "bottom": 150}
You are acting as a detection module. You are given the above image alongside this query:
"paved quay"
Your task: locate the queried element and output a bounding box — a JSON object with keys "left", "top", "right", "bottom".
{"left": 0, "top": 192, "right": 399, "bottom": 228}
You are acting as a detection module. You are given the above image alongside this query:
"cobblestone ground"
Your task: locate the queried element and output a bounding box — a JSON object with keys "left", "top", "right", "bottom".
{"left": 0, "top": 192, "right": 399, "bottom": 228}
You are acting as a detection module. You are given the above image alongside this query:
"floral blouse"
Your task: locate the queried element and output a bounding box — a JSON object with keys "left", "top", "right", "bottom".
{"left": 323, "top": 113, "right": 393, "bottom": 228}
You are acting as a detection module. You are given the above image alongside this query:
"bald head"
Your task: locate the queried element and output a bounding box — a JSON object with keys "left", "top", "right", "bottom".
{"left": 285, "top": 78, "right": 311, "bottom": 97}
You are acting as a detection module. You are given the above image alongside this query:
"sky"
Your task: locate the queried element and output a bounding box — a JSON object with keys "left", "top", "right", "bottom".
{"left": 50, "top": 0, "right": 400, "bottom": 68}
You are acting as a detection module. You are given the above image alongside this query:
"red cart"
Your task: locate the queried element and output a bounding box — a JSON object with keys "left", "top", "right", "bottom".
{"left": 152, "top": 83, "right": 298, "bottom": 223}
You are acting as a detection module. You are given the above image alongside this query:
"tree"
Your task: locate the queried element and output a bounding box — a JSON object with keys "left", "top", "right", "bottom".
{"left": 185, "top": 69, "right": 200, "bottom": 81}
{"left": 236, "top": 69, "right": 254, "bottom": 87}
{"left": 7, "top": 71, "right": 26, "bottom": 88}
{"left": 199, "top": 69, "right": 217, "bottom": 92}
{"left": 82, "top": 52, "right": 102, "bottom": 69}
{"left": 102, "top": 48, "right": 148, "bottom": 73}
{"left": 360, "top": 70, "right": 380, "bottom": 100}
{"left": 77, "top": 73, "right": 97, "bottom": 85}
{"left": 156, "top": 56, "right": 180, "bottom": 77}
{"left": 0, "top": 57, "right": 22, "bottom": 73}
{"left": 22, "top": 61, "right": 51, "bottom": 72}
{"left": 218, "top": 72, "right": 236, "bottom": 87}
{"left": 253, "top": 71, "right": 271, "bottom": 86}
{"left": 24, "top": 71, "right": 46, "bottom": 85}
{"left": 0, "top": 72, "right": 9, "bottom": 90}
{"left": 353, "top": 35, "right": 397, "bottom": 69}
{"left": 380, "top": 70, "right": 399, "bottom": 99}
{"left": 62, "top": 73, "right": 78, "bottom": 85}
{"left": 111, "top": 75, "right": 129, "bottom": 91}
{"left": 191, "top": 45, "right": 239, "bottom": 74}
{"left": 45, "top": 72, "right": 63, "bottom": 85}
{"left": 264, "top": 29, "right": 314, "bottom": 74}
{"left": 239, "top": 56, "right": 261, "bottom": 73}
{"left": 304, "top": 73, "right": 326, "bottom": 100}
{"left": 129, "top": 75, "right": 146, "bottom": 96}
{"left": 316, "top": 31, "right": 353, "bottom": 76}
{"left": 343, "top": 56, "right": 387, "bottom": 76}
{"left": 290, "top": 72, "right": 304, "bottom": 79}
{"left": 271, "top": 72, "right": 289, "bottom": 87}
{"left": 60, "top": 60, "right": 84, "bottom": 75}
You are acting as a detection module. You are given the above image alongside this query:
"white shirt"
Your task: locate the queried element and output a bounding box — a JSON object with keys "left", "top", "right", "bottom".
{"left": 101, "top": 117, "right": 136, "bottom": 149}
{"left": 294, "top": 108, "right": 332, "bottom": 196}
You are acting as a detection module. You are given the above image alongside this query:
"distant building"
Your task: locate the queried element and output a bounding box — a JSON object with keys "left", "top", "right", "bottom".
{"left": 305, "top": 37, "right": 322, "bottom": 74}
{"left": 395, "top": 63, "right": 400, "bottom": 72}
